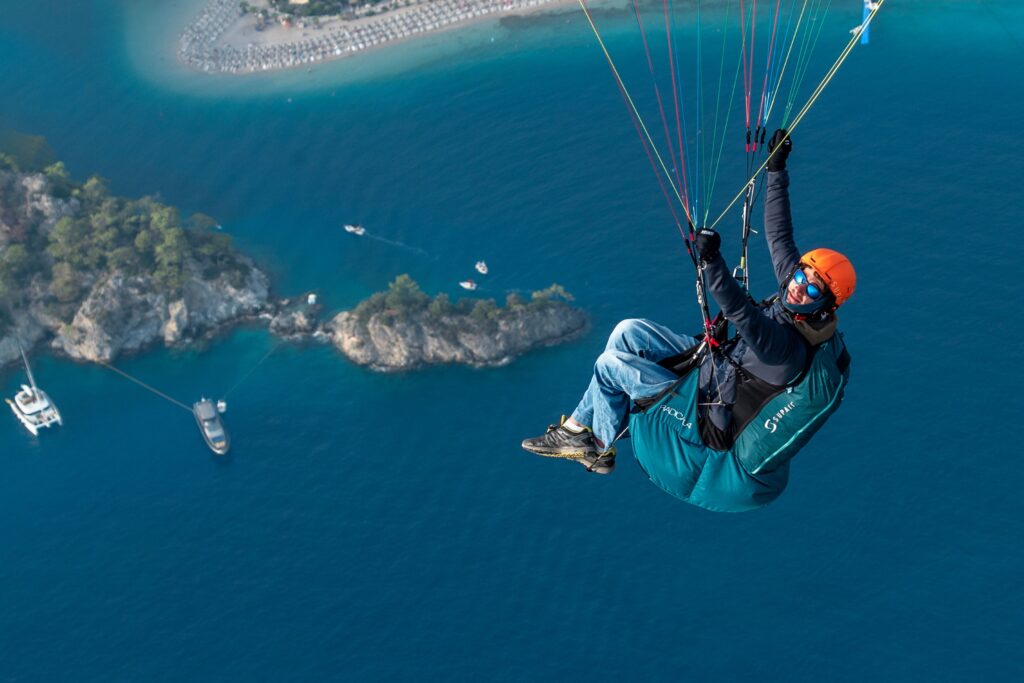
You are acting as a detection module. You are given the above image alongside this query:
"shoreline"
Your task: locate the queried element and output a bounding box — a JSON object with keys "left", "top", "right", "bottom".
{"left": 179, "top": 0, "right": 579, "bottom": 75}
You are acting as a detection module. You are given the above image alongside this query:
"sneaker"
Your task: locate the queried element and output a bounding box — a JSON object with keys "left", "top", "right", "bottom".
{"left": 521, "top": 416, "right": 599, "bottom": 458}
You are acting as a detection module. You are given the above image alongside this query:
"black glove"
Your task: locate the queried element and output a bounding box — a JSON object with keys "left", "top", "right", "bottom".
{"left": 694, "top": 228, "right": 721, "bottom": 263}
{"left": 766, "top": 128, "right": 792, "bottom": 172}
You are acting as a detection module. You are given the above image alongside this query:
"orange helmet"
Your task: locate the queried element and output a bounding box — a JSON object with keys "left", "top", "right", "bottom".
{"left": 801, "top": 248, "right": 856, "bottom": 307}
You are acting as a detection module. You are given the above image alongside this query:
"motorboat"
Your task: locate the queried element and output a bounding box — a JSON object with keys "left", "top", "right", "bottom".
{"left": 5, "top": 343, "right": 62, "bottom": 436}
{"left": 459, "top": 279, "right": 477, "bottom": 291}
{"left": 343, "top": 224, "right": 366, "bottom": 236}
{"left": 193, "top": 397, "right": 230, "bottom": 455}
{"left": 474, "top": 260, "right": 488, "bottom": 275}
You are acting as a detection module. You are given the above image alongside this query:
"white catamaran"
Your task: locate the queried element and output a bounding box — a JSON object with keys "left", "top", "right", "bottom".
{"left": 6, "top": 343, "right": 62, "bottom": 436}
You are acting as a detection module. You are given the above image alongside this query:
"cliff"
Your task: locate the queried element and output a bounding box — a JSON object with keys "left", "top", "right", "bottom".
{"left": 325, "top": 277, "right": 588, "bottom": 371}
{"left": 48, "top": 265, "right": 269, "bottom": 362}
{"left": 0, "top": 163, "right": 271, "bottom": 365}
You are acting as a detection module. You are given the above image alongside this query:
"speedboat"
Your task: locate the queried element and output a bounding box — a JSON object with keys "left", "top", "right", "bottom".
{"left": 344, "top": 224, "right": 366, "bottom": 236}
{"left": 193, "top": 397, "right": 230, "bottom": 455}
{"left": 474, "top": 260, "right": 488, "bottom": 275}
{"left": 459, "top": 279, "right": 477, "bottom": 291}
{"left": 5, "top": 344, "right": 62, "bottom": 436}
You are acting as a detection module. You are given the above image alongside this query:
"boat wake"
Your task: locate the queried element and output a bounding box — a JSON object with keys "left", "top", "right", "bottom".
{"left": 363, "top": 233, "right": 431, "bottom": 257}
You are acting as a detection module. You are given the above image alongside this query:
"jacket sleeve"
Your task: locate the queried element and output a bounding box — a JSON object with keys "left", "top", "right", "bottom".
{"left": 703, "top": 254, "right": 800, "bottom": 365}
{"left": 764, "top": 170, "right": 801, "bottom": 285}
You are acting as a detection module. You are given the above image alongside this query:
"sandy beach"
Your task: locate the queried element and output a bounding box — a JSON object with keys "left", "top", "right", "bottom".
{"left": 179, "top": 0, "right": 580, "bottom": 74}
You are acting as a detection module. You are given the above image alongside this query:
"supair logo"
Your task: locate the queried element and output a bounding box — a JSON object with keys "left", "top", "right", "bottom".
{"left": 661, "top": 405, "right": 693, "bottom": 430}
{"left": 763, "top": 401, "right": 797, "bottom": 433}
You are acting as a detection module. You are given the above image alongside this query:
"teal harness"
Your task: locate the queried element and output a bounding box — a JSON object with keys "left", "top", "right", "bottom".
{"left": 627, "top": 333, "right": 851, "bottom": 512}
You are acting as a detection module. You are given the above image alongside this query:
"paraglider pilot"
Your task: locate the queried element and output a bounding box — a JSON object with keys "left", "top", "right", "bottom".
{"left": 521, "top": 130, "right": 857, "bottom": 476}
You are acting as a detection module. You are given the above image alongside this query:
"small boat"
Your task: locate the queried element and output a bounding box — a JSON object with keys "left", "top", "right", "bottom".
{"left": 344, "top": 224, "right": 366, "bottom": 236}
{"left": 474, "top": 260, "right": 488, "bottom": 275}
{"left": 6, "top": 342, "right": 62, "bottom": 436}
{"left": 459, "top": 279, "right": 478, "bottom": 291}
{"left": 193, "top": 397, "right": 230, "bottom": 455}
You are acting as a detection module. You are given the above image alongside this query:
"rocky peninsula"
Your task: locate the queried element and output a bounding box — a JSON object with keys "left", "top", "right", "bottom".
{"left": 326, "top": 275, "right": 587, "bottom": 371}
{"left": 0, "top": 151, "right": 271, "bottom": 366}
{"left": 0, "top": 146, "right": 587, "bottom": 372}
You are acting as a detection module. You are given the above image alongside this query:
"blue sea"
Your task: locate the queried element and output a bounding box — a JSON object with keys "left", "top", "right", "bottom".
{"left": 2, "top": 1, "right": 1023, "bottom": 680}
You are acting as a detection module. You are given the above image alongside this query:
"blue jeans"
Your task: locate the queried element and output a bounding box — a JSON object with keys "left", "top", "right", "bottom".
{"left": 571, "top": 319, "right": 699, "bottom": 448}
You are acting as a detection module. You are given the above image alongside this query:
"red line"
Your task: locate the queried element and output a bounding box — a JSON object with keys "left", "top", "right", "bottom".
{"left": 739, "top": 0, "right": 750, "bottom": 132}
{"left": 613, "top": 69, "right": 688, "bottom": 240}
{"left": 632, "top": 0, "right": 681, "bottom": 182}
{"left": 754, "top": 0, "right": 783, "bottom": 144}
{"left": 662, "top": 0, "right": 691, "bottom": 215}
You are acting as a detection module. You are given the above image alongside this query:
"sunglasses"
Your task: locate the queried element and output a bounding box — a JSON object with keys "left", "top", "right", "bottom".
{"left": 792, "top": 268, "right": 824, "bottom": 300}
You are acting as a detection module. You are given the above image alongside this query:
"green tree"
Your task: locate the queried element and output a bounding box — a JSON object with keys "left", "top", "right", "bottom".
{"left": 197, "top": 231, "right": 233, "bottom": 261}
{"left": 0, "top": 244, "right": 31, "bottom": 281}
{"left": 0, "top": 244, "right": 31, "bottom": 307}
{"left": 77, "top": 175, "right": 109, "bottom": 206}
{"left": 42, "top": 161, "right": 73, "bottom": 197}
{"left": 428, "top": 293, "right": 453, "bottom": 318}
{"left": 108, "top": 246, "right": 138, "bottom": 272}
{"left": 149, "top": 205, "right": 179, "bottom": 236}
{"left": 47, "top": 217, "right": 91, "bottom": 268}
{"left": 471, "top": 298, "right": 499, "bottom": 323}
{"left": 354, "top": 292, "right": 387, "bottom": 324}
{"left": 153, "top": 226, "right": 187, "bottom": 293}
{"left": 50, "top": 262, "right": 81, "bottom": 303}
{"left": 134, "top": 228, "right": 156, "bottom": 257}
{"left": 0, "top": 244, "right": 31, "bottom": 305}
{"left": 383, "top": 274, "right": 429, "bottom": 312}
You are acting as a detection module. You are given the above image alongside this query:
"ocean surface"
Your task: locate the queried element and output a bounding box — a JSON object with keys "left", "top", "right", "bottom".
{"left": 1, "top": 1, "right": 1023, "bottom": 680}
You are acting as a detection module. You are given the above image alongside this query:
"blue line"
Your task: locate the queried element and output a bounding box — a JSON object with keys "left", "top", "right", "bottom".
{"left": 695, "top": 0, "right": 703, "bottom": 221}
{"left": 765, "top": 0, "right": 798, "bottom": 126}
{"left": 860, "top": 1, "right": 871, "bottom": 45}
{"left": 670, "top": 0, "right": 695, "bottom": 222}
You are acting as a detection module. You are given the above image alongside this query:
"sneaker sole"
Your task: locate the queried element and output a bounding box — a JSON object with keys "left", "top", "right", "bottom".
{"left": 520, "top": 443, "right": 595, "bottom": 459}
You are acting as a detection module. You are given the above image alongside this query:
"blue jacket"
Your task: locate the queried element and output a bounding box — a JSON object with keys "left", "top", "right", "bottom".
{"left": 697, "top": 170, "right": 807, "bottom": 431}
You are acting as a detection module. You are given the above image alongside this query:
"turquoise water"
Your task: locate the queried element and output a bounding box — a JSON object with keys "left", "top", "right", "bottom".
{"left": 2, "top": 1, "right": 1023, "bottom": 680}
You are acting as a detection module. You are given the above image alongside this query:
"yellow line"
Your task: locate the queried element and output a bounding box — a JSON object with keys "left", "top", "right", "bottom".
{"left": 577, "top": 0, "right": 693, "bottom": 227}
{"left": 765, "top": 0, "right": 811, "bottom": 123}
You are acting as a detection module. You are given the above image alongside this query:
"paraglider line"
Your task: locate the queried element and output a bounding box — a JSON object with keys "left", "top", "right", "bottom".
{"left": 630, "top": 0, "right": 683, "bottom": 184}
{"left": 707, "top": 0, "right": 886, "bottom": 230}
{"left": 578, "top": 0, "right": 694, "bottom": 231}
